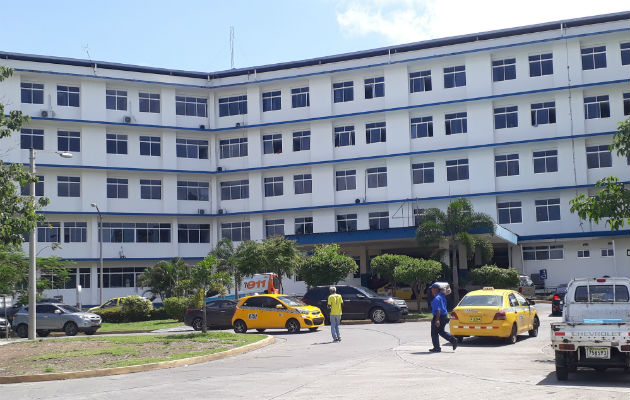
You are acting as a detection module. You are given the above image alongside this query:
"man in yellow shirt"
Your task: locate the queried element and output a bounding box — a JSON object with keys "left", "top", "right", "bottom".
{"left": 327, "top": 286, "right": 343, "bottom": 342}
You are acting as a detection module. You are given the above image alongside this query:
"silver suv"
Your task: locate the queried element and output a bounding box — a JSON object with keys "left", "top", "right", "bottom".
{"left": 12, "top": 303, "right": 102, "bottom": 337}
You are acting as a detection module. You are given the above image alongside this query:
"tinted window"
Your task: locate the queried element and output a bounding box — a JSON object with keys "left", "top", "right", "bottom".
{"left": 508, "top": 294, "right": 519, "bottom": 307}
{"left": 574, "top": 286, "right": 588, "bottom": 302}
{"left": 336, "top": 286, "right": 359, "bottom": 296}
{"left": 242, "top": 297, "right": 266, "bottom": 308}
{"left": 615, "top": 285, "right": 629, "bottom": 302}
{"left": 590, "top": 285, "right": 614, "bottom": 302}
{"left": 58, "top": 304, "right": 81, "bottom": 313}
{"left": 221, "top": 301, "right": 236, "bottom": 308}
{"left": 514, "top": 293, "right": 528, "bottom": 306}
{"left": 278, "top": 296, "right": 305, "bottom": 307}
{"left": 459, "top": 295, "right": 504, "bottom": 307}
{"left": 36, "top": 305, "right": 57, "bottom": 313}
{"left": 262, "top": 297, "right": 283, "bottom": 309}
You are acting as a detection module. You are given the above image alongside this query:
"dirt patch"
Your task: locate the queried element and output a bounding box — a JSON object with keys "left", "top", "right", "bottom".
{"left": 0, "top": 333, "right": 261, "bottom": 377}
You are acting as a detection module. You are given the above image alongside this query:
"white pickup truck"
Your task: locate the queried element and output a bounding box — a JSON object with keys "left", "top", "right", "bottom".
{"left": 550, "top": 277, "right": 630, "bottom": 380}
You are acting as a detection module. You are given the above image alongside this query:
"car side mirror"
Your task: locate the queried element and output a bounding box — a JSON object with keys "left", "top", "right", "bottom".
{"left": 276, "top": 304, "right": 283, "bottom": 309}
{"left": 54, "top": 310, "right": 61, "bottom": 314}
{"left": 528, "top": 300, "right": 536, "bottom": 305}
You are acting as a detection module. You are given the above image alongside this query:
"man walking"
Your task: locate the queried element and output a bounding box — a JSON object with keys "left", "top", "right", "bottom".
{"left": 327, "top": 286, "right": 343, "bottom": 342}
{"left": 429, "top": 283, "right": 457, "bottom": 352}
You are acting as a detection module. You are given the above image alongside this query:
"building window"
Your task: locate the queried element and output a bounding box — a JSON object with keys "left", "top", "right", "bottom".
{"left": 412, "top": 162, "right": 434, "bottom": 184}
{"left": 495, "top": 154, "right": 519, "bottom": 177}
{"left": 21, "top": 175, "right": 44, "bottom": 196}
{"left": 366, "top": 122, "right": 386, "bottom": 143}
{"left": 411, "top": 116, "right": 433, "bottom": 138}
{"left": 21, "top": 83, "right": 44, "bottom": 104}
{"left": 333, "top": 81, "right": 354, "bottom": 103}
{"left": 106, "top": 134, "right": 128, "bottom": 155}
{"left": 577, "top": 249, "right": 590, "bottom": 258}
{"left": 531, "top": 102, "right": 556, "bottom": 126}
{"left": 176, "top": 96, "right": 207, "bottom": 117}
{"left": 265, "top": 219, "right": 284, "bottom": 237}
{"left": 601, "top": 248, "right": 614, "bottom": 257}
{"left": 37, "top": 222, "right": 61, "bottom": 242}
{"left": 20, "top": 128, "right": 44, "bottom": 150}
{"left": 178, "top": 224, "right": 210, "bottom": 244}
{"left": 218, "top": 95, "right": 247, "bottom": 116}
{"left": 369, "top": 211, "right": 389, "bottom": 230}
{"left": 443, "top": 65, "right": 466, "bottom": 88}
{"left": 335, "top": 170, "right": 356, "bottom": 191}
{"left": 446, "top": 159, "right": 469, "bottom": 181}
{"left": 140, "top": 179, "right": 161, "bottom": 200}
{"left": 533, "top": 150, "right": 558, "bottom": 173}
{"left": 494, "top": 106, "right": 518, "bottom": 129}
{"left": 221, "top": 222, "right": 250, "bottom": 242}
{"left": 57, "top": 130, "right": 80, "bottom": 152}
{"left": 535, "top": 198, "right": 560, "bottom": 221}
{"left": 57, "top": 85, "right": 79, "bottom": 107}
{"left": 364, "top": 77, "right": 384, "bottom": 99}
{"left": 409, "top": 70, "right": 432, "bottom": 93}
{"left": 292, "top": 131, "right": 310, "bottom": 152}
{"left": 57, "top": 176, "right": 80, "bottom": 197}
{"left": 59, "top": 268, "right": 91, "bottom": 289}
{"left": 176, "top": 138, "right": 208, "bottom": 159}
{"left": 262, "top": 91, "right": 281, "bottom": 112}
{"left": 586, "top": 145, "right": 612, "bottom": 169}
{"left": 523, "top": 245, "right": 563, "bottom": 260}
{"left": 100, "top": 223, "right": 171, "bottom": 244}
{"left": 177, "top": 180, "right": 209, "bottom": 201}
{"left": 294, "top": 174, "right": 312, "bottom": 194}
{"left": 63, "top": 222, "right": 87, "bottom": 243}
{"left": 263, "top": 134, "right": 283, "bottom": 154}
{"left": 445, "top": 112, "right": 467, "bottom": 135}
{"left": 492, "top": 58, "right": 516, "bottom": 82}
{"left": 101, "top": 223, "right": 134, "bottom": 243}
{"left": 106, "top": 178, "right": 128, "bottom": 199}
{"left": 366, "top": 167, "right": 387, "bottom": 188}
{"left": 291, "top": 87, "right": 310, "bottom": 108}
{"left": 581, "top": 46, "right": 607, "bottom": 70}
{"left": 624, "top": 93, "right": 630, "bottom": 116}
{"left": 99, "top": 267, "right": 147, "bottom": 288}
{"left": 622, "top": 42, "right": 630, "bottom": 65}
{"left": 584, "top": 95, "right": 610, "bottom": 119}
{"left": 139, "top": 136, "right": 161, "bottom": 156}
{"left": 219, "top": 137, "right": 248, "bottom": 159}
{"left": 106, "top": 90, "right": 127, "bottom": 111}
{"left": 334, "top": 125, "right": 355, "bottom": 147}
{"left": 295, "top": 217, "right": 313, "bottom": 235}
{"left": 220, "top": 179, "right": 249, "bottom": 200}
{"left": 413, "top": 208, "right": 425, "bottom": 226}
{"left": 139, "top": 92, "right": 160, "bottom": 113}
{"left": 497, "top": 201, "right": 522, "bottom": 224}
{"left": 529, "top": 53, "right": 553, "bottom": 77}
{"left": 264, "top": 176, "right": 283, "bottom": 197}
{"left": 337, "top": 214, "right": 357, "bottom": 232}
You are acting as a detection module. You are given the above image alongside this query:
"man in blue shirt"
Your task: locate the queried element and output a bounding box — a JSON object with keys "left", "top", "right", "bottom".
{"left": 429, "top": 283, "right": 457, "bottom": 352}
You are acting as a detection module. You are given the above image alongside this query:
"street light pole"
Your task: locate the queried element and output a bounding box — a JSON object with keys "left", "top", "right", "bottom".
{"left": 91, "top": 203, "right": 104, "bottom": 305}
{"left": 28, "top": 149, "right": 37, "bottom": 340}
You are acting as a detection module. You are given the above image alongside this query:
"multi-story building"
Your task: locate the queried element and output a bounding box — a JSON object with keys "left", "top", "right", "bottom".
{"left": 1, "top": 12, "right": 629, "bottom": 306}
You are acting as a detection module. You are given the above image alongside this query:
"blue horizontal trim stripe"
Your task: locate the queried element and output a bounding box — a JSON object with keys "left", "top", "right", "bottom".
{"left": 519, "top": 229, "right": 630, "bottom": 241}
{"left": 13, "top": 27, "right": 629, "bottom": 91}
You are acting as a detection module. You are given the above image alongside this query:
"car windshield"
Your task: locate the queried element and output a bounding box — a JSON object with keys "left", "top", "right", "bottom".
{"left": 278, "top": 296, "right": 306, "bottom": 307}
{"left": 57, "top": 304, "right": 81, "bottom": 313}
{"left": 356, "top": 287, "right": 378, "bottom": 297}
{"left": 459, "top": 295, "right": 504, "bottom": 307}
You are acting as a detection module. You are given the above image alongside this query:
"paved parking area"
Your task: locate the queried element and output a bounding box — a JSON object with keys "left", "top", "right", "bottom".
{"left": 3, "top": 304, "right": 629, "bottom": 399}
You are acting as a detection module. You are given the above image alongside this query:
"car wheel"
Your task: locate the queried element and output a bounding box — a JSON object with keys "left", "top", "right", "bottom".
{"left": 506, "top": 324, "right": 517, "bottom": 344}
{"left": 233, "top": 319, "right": 247, "bottom": 334}
{"left": 286, "top": 319, "right": 300, "bottom": 333}
{"left": 256, "top": 329, "right": 266, "bottom": 333}
{"left": 369, "top": 307, "right": 386, "bottom": 324}
{"left": 192, "top": 317, "right": 203, "bottom": 331}
{"left": 16, "top": 324, "right": 28, "bottom": 338}
{"left": 528, "top": 316, "right": 539, "bottom": 337}
{"left": 309, "top": 327, "right": 319, "bottom": 332}
{"left": 84, "top": 329, "right": 97, "bottom": 335}
{"left": 64, "top": 322, "right": 79, "bottom": 336}
{"left": 555, "top": 351, "right": 569, "bottom": 381}
{"left": 36, "top": 330, "right": 51, "bottom": 337}
{"left": 455, "top": 336, "right": 464, "bottom": 343}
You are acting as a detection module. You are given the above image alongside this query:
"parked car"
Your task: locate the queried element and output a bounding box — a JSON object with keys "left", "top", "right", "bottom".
{"left": 449, "top": 287, "right": 539, "bottom": 344}
{"left": 551, "top": 284, "right": 568, "bottom": 316}
{"left": 0, "top": 317, "right": 9, "bottom": 335}
{"left": 0, "top": 305, "right": 20, "bottom": 323}
{"left": 185, "top": 299, "right": 237, "bottom": 330}
{"left": 302, "top": 285, "right": 408, "bottom": 323}
{"left": 232, "top": 294, "right": 324, "bottom": 334}
{"left": 377, "top": 283, "right": 415, "bottom": 300}
{"left": 518, "top": 275, "right": 536, "bottom": 298}
{"left": 88, "top": 296, "right": 136, "bottom": 313}
{"left": 12, "top": 303, "right": 102, "bottom": 337}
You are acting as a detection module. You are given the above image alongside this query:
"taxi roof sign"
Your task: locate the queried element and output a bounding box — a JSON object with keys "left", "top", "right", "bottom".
{"left": 482, "top": 287, "right": 495, "bottom": 290}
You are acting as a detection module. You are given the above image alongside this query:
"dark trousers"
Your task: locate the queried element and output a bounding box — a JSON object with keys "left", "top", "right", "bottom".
{"left": 431, "top": 314, "right": 455, "bottom": 350}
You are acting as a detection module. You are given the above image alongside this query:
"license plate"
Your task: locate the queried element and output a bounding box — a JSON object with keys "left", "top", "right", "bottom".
{"left": 470, "top": 316, "right": 481, "bottom": 322}
{"left": 586, "top": 347, "right": 610, "bottom": 359}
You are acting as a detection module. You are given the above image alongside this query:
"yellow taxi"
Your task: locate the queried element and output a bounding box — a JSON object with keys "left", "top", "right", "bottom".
{"left": 449, "top": 287, "right": 539, "bottom": 344}
{"left": 232, "top": 294, "right": 325, "bottom": 334}
{"left": 88, "top": 297, "right": 127, "bottom": 313}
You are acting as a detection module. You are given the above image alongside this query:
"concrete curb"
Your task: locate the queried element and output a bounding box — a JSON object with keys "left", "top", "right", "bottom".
{"left": 0, "top": 335, "right": 274, "bottom": 384}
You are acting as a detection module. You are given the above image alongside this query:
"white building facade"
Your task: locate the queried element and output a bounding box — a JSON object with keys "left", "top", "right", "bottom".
{"left": 1, "top": 12, "right": 629, "bottom": 306}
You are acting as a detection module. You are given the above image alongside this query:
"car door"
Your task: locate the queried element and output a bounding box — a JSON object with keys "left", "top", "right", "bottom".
{"left": 204, "top": 301, "right": 222, "bottom": 327}
{"left": 215, "top": 301, "right": 236, "bottom": 327}
{"left": 514, "top": 292, "right": 533, "bottom": 331}
{"left": 240, "top": 297, "right": 266, "bottom": 329}
{"left": 507, "top": 293, "right": 525, "bottom": 332}
{"left": 262, "top": 297, "right": 288, "bottom": 328}
{"left": 36, "top": 304, "right": 57, "bottom": 330}
{"left": 337, "top": 287, "right": 371, "bottom": 319}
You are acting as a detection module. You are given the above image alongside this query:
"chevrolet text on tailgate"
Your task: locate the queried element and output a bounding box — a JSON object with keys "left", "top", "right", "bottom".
{"left": 550, "top": 277, "right": 630, "bottom": 380}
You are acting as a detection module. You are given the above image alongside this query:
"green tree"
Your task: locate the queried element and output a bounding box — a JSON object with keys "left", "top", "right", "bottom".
{"left": 469, "top": 264, "right": 519, "bottom": 289}
{"left": 210, "top": 238, "right": 240, "bottom": 298}
{"left": 297, "top": 244, "right": 357, "bottom": 287}
{"left": 416, "top": 198, "right": 495, "bottom": 302}
{"left": 393, "top": 258, "right": 442, "bottom": 311}
{"left": 191, "top": 255, "right": 231, "bottom": 333}
{"left": 370, "top": 254, "right": 406, "bottom": 294}
{"left": 236, "top": 237, "right": 302, "bottom": 292}
{"left": 570, "top": 118, "right": 630, "bottom": 230}
{"left": 0, "top": 66, "right": 46, "bottom": 246}
{"left": 138, "top": 258, "right": 191, "bottom": 300}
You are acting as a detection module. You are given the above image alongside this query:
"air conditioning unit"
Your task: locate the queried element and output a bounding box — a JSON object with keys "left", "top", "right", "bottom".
{"left": 199, "top": 124, "right": 205, "bottom": 129}
{"left": 198, "top": 209, "right": 206, "bottom": 215}
{"left": 217, "top": 208, "right": 225, "bottom": 215}
{"left": 123, "top": 116, "right": 132, "bottom": 123}
{"left": 40, "top": 110, "right": 53, "bottom": 118}
{"left": 216, "top": 166, "right": 223, "bottom": 172}
{"left": 235, "top": 122, "right": 241, "bottom": 127}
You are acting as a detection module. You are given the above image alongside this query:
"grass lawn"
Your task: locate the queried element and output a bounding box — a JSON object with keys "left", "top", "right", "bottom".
{"left": 406, "top": 312, "right": 432, "bottom": 319}
{"left": 99, "top": 319, "right": 184, "bottom": 332}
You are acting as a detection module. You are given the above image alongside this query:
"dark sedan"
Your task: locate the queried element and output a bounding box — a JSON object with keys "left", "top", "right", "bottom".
{"left": 551, "top": 285, "right": 567, "bottom": 316}
{"left": 184, "top": 299, "right": 237, "bottom": 330}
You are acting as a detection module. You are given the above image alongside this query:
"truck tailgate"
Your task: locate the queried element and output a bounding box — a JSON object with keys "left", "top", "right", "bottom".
{"left": 551, "top": 322, "right": 630, "bottom": 343}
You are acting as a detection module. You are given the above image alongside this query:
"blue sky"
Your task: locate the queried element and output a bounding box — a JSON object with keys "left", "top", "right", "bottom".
{"left": 3, "top": 1, "right": 628, "bottom": 73}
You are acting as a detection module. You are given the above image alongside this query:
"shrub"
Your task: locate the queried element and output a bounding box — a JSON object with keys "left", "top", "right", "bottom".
{"left": 470, "top": 265, "right": 519, "bottom": 289}
{"left": 120, "top": 296, "right": 153, "bottom": 322}
{"left": 162, "top": 297, "right": 191, "bottom": 322}
{"left": 150, "top": 307, "right": 170, "bottom": 320}
{"left": 93, "top": 308, "right": 123, "bottom": 323}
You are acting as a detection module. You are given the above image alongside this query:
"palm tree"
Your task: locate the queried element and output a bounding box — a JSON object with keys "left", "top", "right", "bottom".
{"left": 209, "top": 238, "right": 240, "bottom": 299}
{"left": 416, "top": 198, "right": 495, "bottom": 302}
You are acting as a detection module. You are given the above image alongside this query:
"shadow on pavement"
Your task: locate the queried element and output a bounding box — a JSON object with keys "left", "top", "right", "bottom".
{"left": 537, "top": 369, "right": 630, "bottom": 388}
